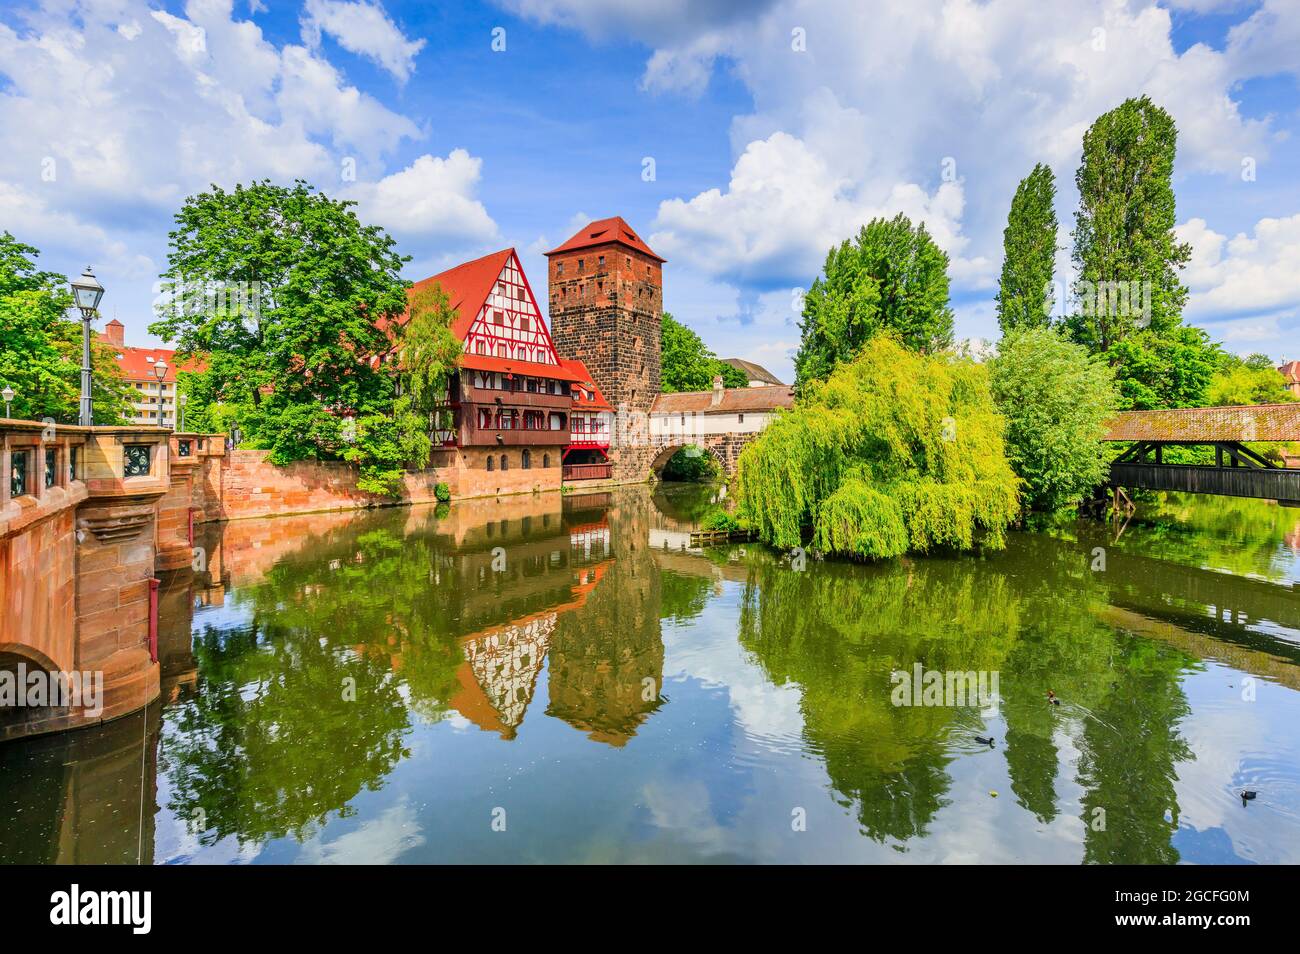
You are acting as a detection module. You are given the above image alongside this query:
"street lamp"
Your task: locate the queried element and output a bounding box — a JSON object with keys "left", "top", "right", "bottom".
{"left": 69, "top": 267, "right": 105, "bottom": 426}
{"left": 153, "top": 359, "right": 169, "bottom": 428}
{"left": 178, "top": 392, "right": 188, "bottom": 432}
{"left": 2, "top": 385, "right": 13, "bottom": 418}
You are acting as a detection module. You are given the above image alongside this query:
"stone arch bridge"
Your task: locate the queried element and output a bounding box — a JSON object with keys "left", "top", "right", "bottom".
{"left": 642, "top": 384, "right": 796, "bottom": 479}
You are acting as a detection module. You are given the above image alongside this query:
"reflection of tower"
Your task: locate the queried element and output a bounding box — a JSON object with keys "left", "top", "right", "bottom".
{"left": 546, "top": 492, "right": 665, "bottom": 745}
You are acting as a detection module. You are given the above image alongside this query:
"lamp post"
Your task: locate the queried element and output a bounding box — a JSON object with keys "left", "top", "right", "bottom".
{"left": 153, "top": 359, "right": 169, "bottom": 428}
{"left": 2, "top": 385, "right": 13, "bottom": 418}
{"left": 178, "top": 392, "right": 188, "bottom": 433}
{"left": 69, "top": 267, "right": 105, "bottom": 426}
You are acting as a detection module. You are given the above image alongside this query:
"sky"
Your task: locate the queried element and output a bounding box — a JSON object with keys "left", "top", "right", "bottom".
{"left": 1, "top": 0, "right": 1298, "bottom": 385}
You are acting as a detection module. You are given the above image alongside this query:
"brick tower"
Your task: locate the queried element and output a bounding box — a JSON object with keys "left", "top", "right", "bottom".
{"left": 546, "top": 217, "right": 664, "bottom": 481}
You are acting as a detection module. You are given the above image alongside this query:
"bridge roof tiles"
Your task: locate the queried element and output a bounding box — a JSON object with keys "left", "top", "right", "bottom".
{"left": 1103, "top": 403, "right": 1300, "bottom": 443}
{"left": 651, "top": 386, "right": 795, "bottom": 416}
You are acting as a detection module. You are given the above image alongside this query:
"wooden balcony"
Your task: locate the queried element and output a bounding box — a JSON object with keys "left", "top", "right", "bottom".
{"left": 563, "top": 463, "right": 612, "bottom": 481}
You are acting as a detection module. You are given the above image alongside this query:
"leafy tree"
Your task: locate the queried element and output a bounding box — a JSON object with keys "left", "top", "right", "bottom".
{"left": 996, "top": 163, "right": 1059, "bottom": 334}
{"left": 150, "top": 180, "right": 413, "bottom": 490}
{"left": 737, "top": 335, "right": 1019, "bottom": 559}
{"left": 990, "top": 328, "right": 1117, "bottom": 512}
{"left": 1066, "top": 97, "right": 1214, "bottom": 409}
{"left": 1107, "top": 325, "right": 1220, "bottom": 411}
{"left": 661, "top": 445, "right": 721, "bottom": 482}
{"left": 794, "top": 214, "right": 954, "bottom": 390}
{"left": 660, "top": 313, "right": 747, "bottom": 392}
{"left": 1207, "top": 353, "right": 1296, "bottom": 406}
{"left": 0, "top": 232, "right": 131, "bottom": 423}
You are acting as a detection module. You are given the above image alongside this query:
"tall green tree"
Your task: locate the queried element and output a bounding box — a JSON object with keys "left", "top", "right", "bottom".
{"left": 990, "top": 328, "right": 1117, "bottom": 512}
{"left": 0, "top": 232, "right": 131, "bottom": 424}
{"left": 150, "top": 180, "right": 412, "bottom": 489}
{"left": 1207, "top": 352, "right": 1296, "bottom": 406}
{"left": 996, "top": 164, "right": 1059, "bottom": 334}
{"left": 660, "top": 313, "right": 747, "bottom": 392}
{"left": 1066, "top": 97, "right": 1215, "bottom": 409}
{"left": 737, "top": 335, "right": 1019, "bottom": 559}
{"left": 795, "top": 215, "right": 954, "bottom": 390}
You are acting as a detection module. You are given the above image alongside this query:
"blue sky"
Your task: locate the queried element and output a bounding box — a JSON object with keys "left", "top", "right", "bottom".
{"left": 2, "top": 0, "right": 1298, "bottom": 384}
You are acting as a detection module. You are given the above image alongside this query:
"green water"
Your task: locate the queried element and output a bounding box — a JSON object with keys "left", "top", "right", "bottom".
{"left": 3, "top": 484, "right": 1299, "bottom": 864}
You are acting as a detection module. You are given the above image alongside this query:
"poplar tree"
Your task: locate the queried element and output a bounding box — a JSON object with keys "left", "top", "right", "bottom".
{"left": 995, "top": 164, "right": 1058, "bottom": 334}
{"left": 1067, "top": 97, "right": 1215, "bottom": 408}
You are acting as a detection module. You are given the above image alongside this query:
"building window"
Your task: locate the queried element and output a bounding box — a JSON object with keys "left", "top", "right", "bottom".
{"left": 556, "top": 262, "right": 564, "bottom": 275}
{"left": 578, "top": 258, "right": 584, "bottom": 271}
{"left": 10, "top": 449, "right": 29, "bottom": 497}
{"left": 522, "top": 449, "right": 531, "bottom": 469}
{"left": 549, "top": 412, "right": 565, "bottom": 430}
{"left": 487, "top": 455, "right": 494, "bottom": 472}
{"left": 493, "top": 311, "right": 504, "bottom": 325}
{"left": 738, "top": 414, "right": 745, "bottom": 423}
{"left": 519, "top": 316, "right": 529, "bottom": 332}
{"left": 500, "top": 454, "right": 508, "bottom": 471}
{"left": 124, "top": 444, "right": 151, "bottom": 477}
{"left": 543, "top": 454, "right": 550, "bottom": 468}
{"left": 45, "top": 447, "right": 57, "bottom": 488}
{"left": 598, "top": 255, "right": 605, "bottom": 267}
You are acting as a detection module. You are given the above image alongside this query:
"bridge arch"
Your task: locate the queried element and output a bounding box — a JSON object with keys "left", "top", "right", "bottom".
{"left": 649, "top": 435, "right": 751, "bottom": 480}
{"left": 0, "top": 643, "right": 63, "bottom": 675}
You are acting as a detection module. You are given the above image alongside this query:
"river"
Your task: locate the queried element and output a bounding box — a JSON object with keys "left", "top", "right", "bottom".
{"left": 2, "top": 484, "right": 1299, "bottom": 863}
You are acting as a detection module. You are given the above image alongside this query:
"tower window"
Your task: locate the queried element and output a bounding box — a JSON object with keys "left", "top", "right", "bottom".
{"left": 556, "top": 262, "right": 564, "bottom": 275}
{"left": 598, "top": 255, "right": 605, "bottom": 267}
{"left": 578, "top": 258, "right": 584, "bottom": 271}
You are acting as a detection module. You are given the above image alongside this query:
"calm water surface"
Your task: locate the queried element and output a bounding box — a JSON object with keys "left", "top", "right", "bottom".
{"left": 3, "top": 485, "right": 1300, "bottom": 864}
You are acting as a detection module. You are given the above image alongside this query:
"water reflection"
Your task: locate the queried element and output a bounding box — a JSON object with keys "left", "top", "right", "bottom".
{"left": 1, "top": 488, "right": 1298, "bottom": 863}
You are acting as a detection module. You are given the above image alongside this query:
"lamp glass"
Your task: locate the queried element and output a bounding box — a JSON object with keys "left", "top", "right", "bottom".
{"left": 70, "top": 268, "right": 105, "bottom": 311}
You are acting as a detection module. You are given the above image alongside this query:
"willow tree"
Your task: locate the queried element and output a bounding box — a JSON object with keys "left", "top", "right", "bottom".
{"left": 736, "top": 336, "right": 1020, "bottom": 559}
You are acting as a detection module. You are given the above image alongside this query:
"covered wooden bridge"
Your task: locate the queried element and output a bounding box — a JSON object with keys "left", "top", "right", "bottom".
{"left": 1104, "top": 403, "right": 1300, "bottom": 506}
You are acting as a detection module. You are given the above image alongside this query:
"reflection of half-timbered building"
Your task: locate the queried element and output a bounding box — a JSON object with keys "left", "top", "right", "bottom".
{"left": 401, "top": 246, "right": 615, "bottom": 485}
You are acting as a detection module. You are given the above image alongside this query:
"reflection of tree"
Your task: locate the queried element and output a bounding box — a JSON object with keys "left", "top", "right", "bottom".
{"left": 737, "top": 552, "right": 1021, "bottom": 842}
{"left": 162, "top": 620, "right": 410, "bottom": 846}
{"left": 1077, "top": 636, "right": 1194, "bottom": 865}
{"left": 660, "top": 569, "right": 713, "bottom": 624}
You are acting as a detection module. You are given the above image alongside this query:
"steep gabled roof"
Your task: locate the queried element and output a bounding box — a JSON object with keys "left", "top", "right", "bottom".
{"left": 1280, "top": 360, "right": 1300, "bottom": 384}
{"left": 545, "top": 216, "right": 665, "bottom": 263}
{"left": 560, "top": 358, "right": 613, "bottom": 411}
{"left": 404, "top": 248, "right": 514, "bottom": 339}
{"left": 721, "top": 357, "right": 784, "bottom": 386}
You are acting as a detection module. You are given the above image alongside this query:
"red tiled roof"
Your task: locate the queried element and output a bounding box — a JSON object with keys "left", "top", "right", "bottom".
{"left": 651, "top": 386, "right": 795, "bottom": 415}
{"left": 460, "top": 352, "right": 585, "bottom": 382}
{"left": 402, "top": 248, "right": 514, "bottom": 339}
{"left": 560, "top": 358, "right": 613, "bottom": 411}
{"left": 545, "top": 216, "right": 664, "bottom": 263}
{"left": 1280, "top": 361, "right": 1300, "bottom": 384}
{"left": 1103, "top": 403, "right": 1300, "bottom": 442}
{"left": 109, "top": 345, "right": 204, "bottom": 383}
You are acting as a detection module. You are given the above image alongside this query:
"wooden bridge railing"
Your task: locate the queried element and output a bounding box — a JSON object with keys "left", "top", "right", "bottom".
{"left": 1109, "top": 461, "right": 1300, "bottom": 504}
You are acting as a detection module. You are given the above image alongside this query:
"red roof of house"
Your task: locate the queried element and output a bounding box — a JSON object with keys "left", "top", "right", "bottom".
{"left": 109, "top": 345, "right": 204, "bottom": 383}
{"left": 460, "top": 351, "right": 586, "bottom": 383}
{"left": 1281, "top": 361, "right": 1300, "bottom": 383}
{"left": 545, "top": 216, "right": 664, "bottom": 263}
{"left": 403, "top": 248, "right": 514, "bottom": 339}
{"left": 560, "top": 358, "right": 613, "bottom": 411}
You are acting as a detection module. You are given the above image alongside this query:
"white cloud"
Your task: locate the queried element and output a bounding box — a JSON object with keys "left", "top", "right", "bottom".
{"left": 301, "top": 0, "right": 426, "bottom": 83}
{"left": 651, "top": 131, "right": 981, "bottom": 289}
{"left": 0, "top": 0, "right": 493, "bottom": 344}
{"left": 344, "top": 150, "right": 499, "bottom": 244}
{"left": 1176, "top": 214, "right": 1300, "bottom": 332}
